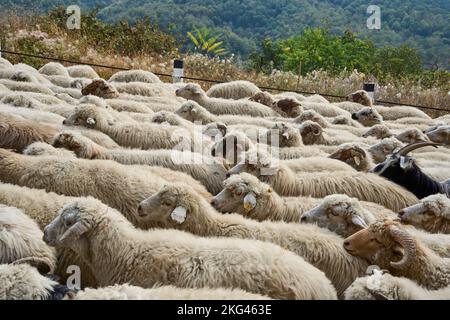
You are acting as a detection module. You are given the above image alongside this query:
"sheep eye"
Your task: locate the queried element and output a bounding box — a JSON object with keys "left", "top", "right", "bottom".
{"left": 370, "top": 238, "right": 381, "bottom": 244}
{"left": 235, "top": 189, "right": 243, "bottom": 196}
{"left": 162, "top": 201, "right": 172, "bottom": 206}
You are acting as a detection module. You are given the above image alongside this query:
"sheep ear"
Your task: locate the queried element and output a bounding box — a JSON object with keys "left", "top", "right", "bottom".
{"left": 353, "top": 156, "right": 361, "bottom": 166}
{"left": 351, "top": 215, "right": 368, "bottom": 229}
{"left": 282, "top": 132, "right": 290, "bottom": 139}
{"left": 191, "top": 108, "right": 197, "bottom": 114}
{"left": 243, "top": 193, "right": 257, "bottom": 212}
{"left": 170, "top": 206, "right": 187, "bottom": 224}
{"left": 86, "top": 117, "right": 96, "bottom": 126}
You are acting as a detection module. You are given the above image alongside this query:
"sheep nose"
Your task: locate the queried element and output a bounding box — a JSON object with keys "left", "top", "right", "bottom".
{"left": 343, "top": 241, "right": 350, "bottom": 247}
{"left": 62, "top": 120, "right": 67, "bottom": 125}
{"left": 398, "top": 210, "right": 404, "bottom": 217}
{"left": 351, "top": 113, "right": 357, "bottom": 120}
{"left": 137, "top": 204, "right": 146, "bottom": 217}
{"left": 225, "top": 172, "right": 231, "bottom": 178}
{"left": 300, "top": 216, "right": 307, "bottom": 223}
{"left": 210, "top": 199, "right": 216, "bottom": 207}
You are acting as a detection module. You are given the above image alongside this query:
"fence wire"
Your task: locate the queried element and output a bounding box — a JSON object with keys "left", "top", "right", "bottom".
{"left": 0, "top": 49, "right": 448, "bottom": 113}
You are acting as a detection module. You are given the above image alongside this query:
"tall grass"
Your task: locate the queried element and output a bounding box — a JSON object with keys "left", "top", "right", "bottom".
{"left": 0, "top": 10, "right": 448, "bottom": 117}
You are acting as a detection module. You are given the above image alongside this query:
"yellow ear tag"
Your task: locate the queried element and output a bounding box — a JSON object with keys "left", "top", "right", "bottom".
{"left": 243, "top": 193, "right": 257, "bottom": 212}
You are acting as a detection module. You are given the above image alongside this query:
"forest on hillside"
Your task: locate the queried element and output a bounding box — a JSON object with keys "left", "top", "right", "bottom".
{"left": 2, "top": 0, "right": 449, "bottom": 69}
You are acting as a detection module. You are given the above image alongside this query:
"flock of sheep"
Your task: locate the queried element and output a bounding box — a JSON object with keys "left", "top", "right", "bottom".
{"left": 0, "top": 55, "right": 449, "bottom": 300}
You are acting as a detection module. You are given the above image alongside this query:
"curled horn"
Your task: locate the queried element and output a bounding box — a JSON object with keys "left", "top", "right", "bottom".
{"left": 388, "top": 225, "right": 416, "bottom": 269}
{"left": 12, "top": 257, "right": 54, "bottom": 274}
{"left": 397, "top": 142, "right": 441, "bottom": 156}
{"left": 59, "top": 221, "right": 89, "bottom": 245}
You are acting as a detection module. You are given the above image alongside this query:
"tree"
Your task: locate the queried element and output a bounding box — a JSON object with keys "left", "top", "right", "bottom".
{"left": 187, "top": 27, "right": 227, "bottom": 56}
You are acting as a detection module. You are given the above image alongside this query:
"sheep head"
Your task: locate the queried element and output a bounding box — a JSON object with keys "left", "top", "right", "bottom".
{"left": 262, "top": 123, "right": 302, "bottom": 148}
{"left": 329, "top": 143, "right": 371, "bottom": 171}
{"left": 211, "top": 131, "right": 250, "bottom": 165}
{"left": 137, "top": 184, "right": 202, "bottom": 228}
{"left": 301, "top": 194, "right": 371, "bottom": 237}
{"left": 396, "top": 128, "right": 430, "bottom": 144}
{"left": 81, "top": 79, "right": 119, "bottom": 99}
{"left": 398, "top": 194, "right": 450, "bottom": 234}
{"left": 332, "top": 115, "right": 353, "bottom": 126}
{"left": 362, "top": 124, "right": 392, "bottom": 139}
{"left": 64, "top": 104, "right": 116, "bottom": 128}
{"left": 344, "top": 219, "right": 417, "bottom": 270}
{"left": 426, "top": 125, "right": 450, "bottom": 145}
{"left": 346, "top": 90, "right": 373, "bottom": 107}
{"left": 52, "top": 131, "right": 97, "bottom": 159}
{"left": 299, "top": 120, "right": 324, "bottom": 145}
{"left": 352, "top": 107, "right": 383, "bottom": 127}
{"left": 211, "top": 173, "right": 271, "bottom": 215}
{"left": 368, "top": 137, "right": 404, "bottom": 163}
{"left": 43, "top": 200, "right": 95, "bottom": 254}
{"left": 294, "top": 110, "right": 328, "bottom": 128}
{"left": 271, "top": 98, "right": 303, "bottom": 118}
{"left": 226, "top": 148, "right": 278, "bottom": 178}
{"left": 10, "top": 71, "right": 35, "bottom": 82}
{"left": 175, "top": 83, "right": 204, "bottom": 100}
{"left": 175, "top": 101, "right": 204, "bottom": 122}
{"left": 248, "top": 91, "right": 274, "bottom": 106}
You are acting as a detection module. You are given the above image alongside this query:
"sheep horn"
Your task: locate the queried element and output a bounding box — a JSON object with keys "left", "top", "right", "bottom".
{"left": 59, "top": 221, "right": 90, "bottom": 245}
{"left": 388, "top": 225, "right": 416, "bottom": 269}
{"left": 397, "top": 142, "right": 441, "bottom": 156}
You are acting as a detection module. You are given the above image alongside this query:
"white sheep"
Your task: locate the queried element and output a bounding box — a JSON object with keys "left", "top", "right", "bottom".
{"left": 0, "top": 263, "right": 69, "bottom": 300}
{"left": 108, "top": 69, "right": 162, "bottom": 84}
{"left": 346, "top": 90, "right": 432, "bottom": 120}
{"left": 104, "top": 98, "right": 155, "bottom": 114}
{"left": 23, "top": 142, "right": 75, "bottom": 158}
{"left": 426, "top": 125, "right": 450, "bottom": 145}
{"left": 44, "top": 75, "right": 91, "bottom": 89}
{"left": 38, "top": 62, "right": 70, "bottom": 77}
{"left": 0, "top": 57, "right": 14, "bottom": 69}
{"left": 0, "top": 103, "right": 65, "bottom": 125}
{"left": 55, "top": 93, "right": 80, "bottom": 105}
{"left": 226, "top": 148, "right": 418, "bottom": 212}
{"left": 175, "top": 100, "right": 276, "bottom": 128}
{"left": 138, "top": 184, "right": 367, "bottom": 297}
{"left": 206, "top": 80, "right": 261, "bottom": 100}
{"left": 53, "top": 131, "right": 228, "bottom": 195}
{"left": 66, "top": 65, "right": 99, "bottom": 79}
{"left": 43, "top": 197, "right": 338, "bottom": 300}
{"left": 299, "top": 101, "right": 351, "bottom": 118}
{"left": 0, "top": 149, "right": 168, "bottom": 228}
{"left": 344, "top": 219, "right": 450, "bottom": 290}
{"left": 175, "top": 83, "right": 280, "bottom": 117}
{"left": 0, "top": 79, "right": 54, "bottom": 95}
{"left": 0, "top": 205, "right": 56, "bottom": 274}
{"left": 0, "top": 182, "right": 96, "bottom": 288}
{"left": 67, "top": 284, "right": 271, "bottom": 300}
{"left": 345, "top": 271, "right": 450, "bottom": 300}
{"left": 213, "top": 173, "right": 390, "bottom": 223}
{"left": 395, "top": 128, "right": 430, "bottom": 144}
{"left": 63, "top": 104, "right": 202, "bottom": 151}
{"left": 362, "top": 124, "right": 394, "bottom": 139}
{"left": 399, "top": 194, "right": 450, "bottom": 234}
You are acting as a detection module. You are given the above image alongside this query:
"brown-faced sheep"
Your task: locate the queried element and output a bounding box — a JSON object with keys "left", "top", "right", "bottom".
{"left": 344, "top": 219, "right": 450, "bottom": 290}
{"left": 426, "top": 125, "right": 450, "bottom": 145}
{"left": 138, "top": 184, "right": 367, "bottom": 297}
{"left": 81, "top": 79, "right": 119, "bottom": 99}
{"left": 43, "top": 198, "right": 338, "bottom": 299}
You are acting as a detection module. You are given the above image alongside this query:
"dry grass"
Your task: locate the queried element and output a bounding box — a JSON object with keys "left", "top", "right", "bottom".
{"left": 0, "top": 12, "right": 448, "bottom": 118}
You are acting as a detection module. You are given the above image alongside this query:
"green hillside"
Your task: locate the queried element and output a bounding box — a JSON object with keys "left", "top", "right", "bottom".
{"left": 2, "top": 0, "right": 449, "bottom": 68}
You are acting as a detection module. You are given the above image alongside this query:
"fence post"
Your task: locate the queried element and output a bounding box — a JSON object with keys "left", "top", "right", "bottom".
{"left": 172, "top": 59, "right": 184, "bottom": 83}
{"left": 363, "top": 83, "right": 375, "bottom": 104}
{"left": 0, "top": 38, "right": 4, "bottom": 59}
